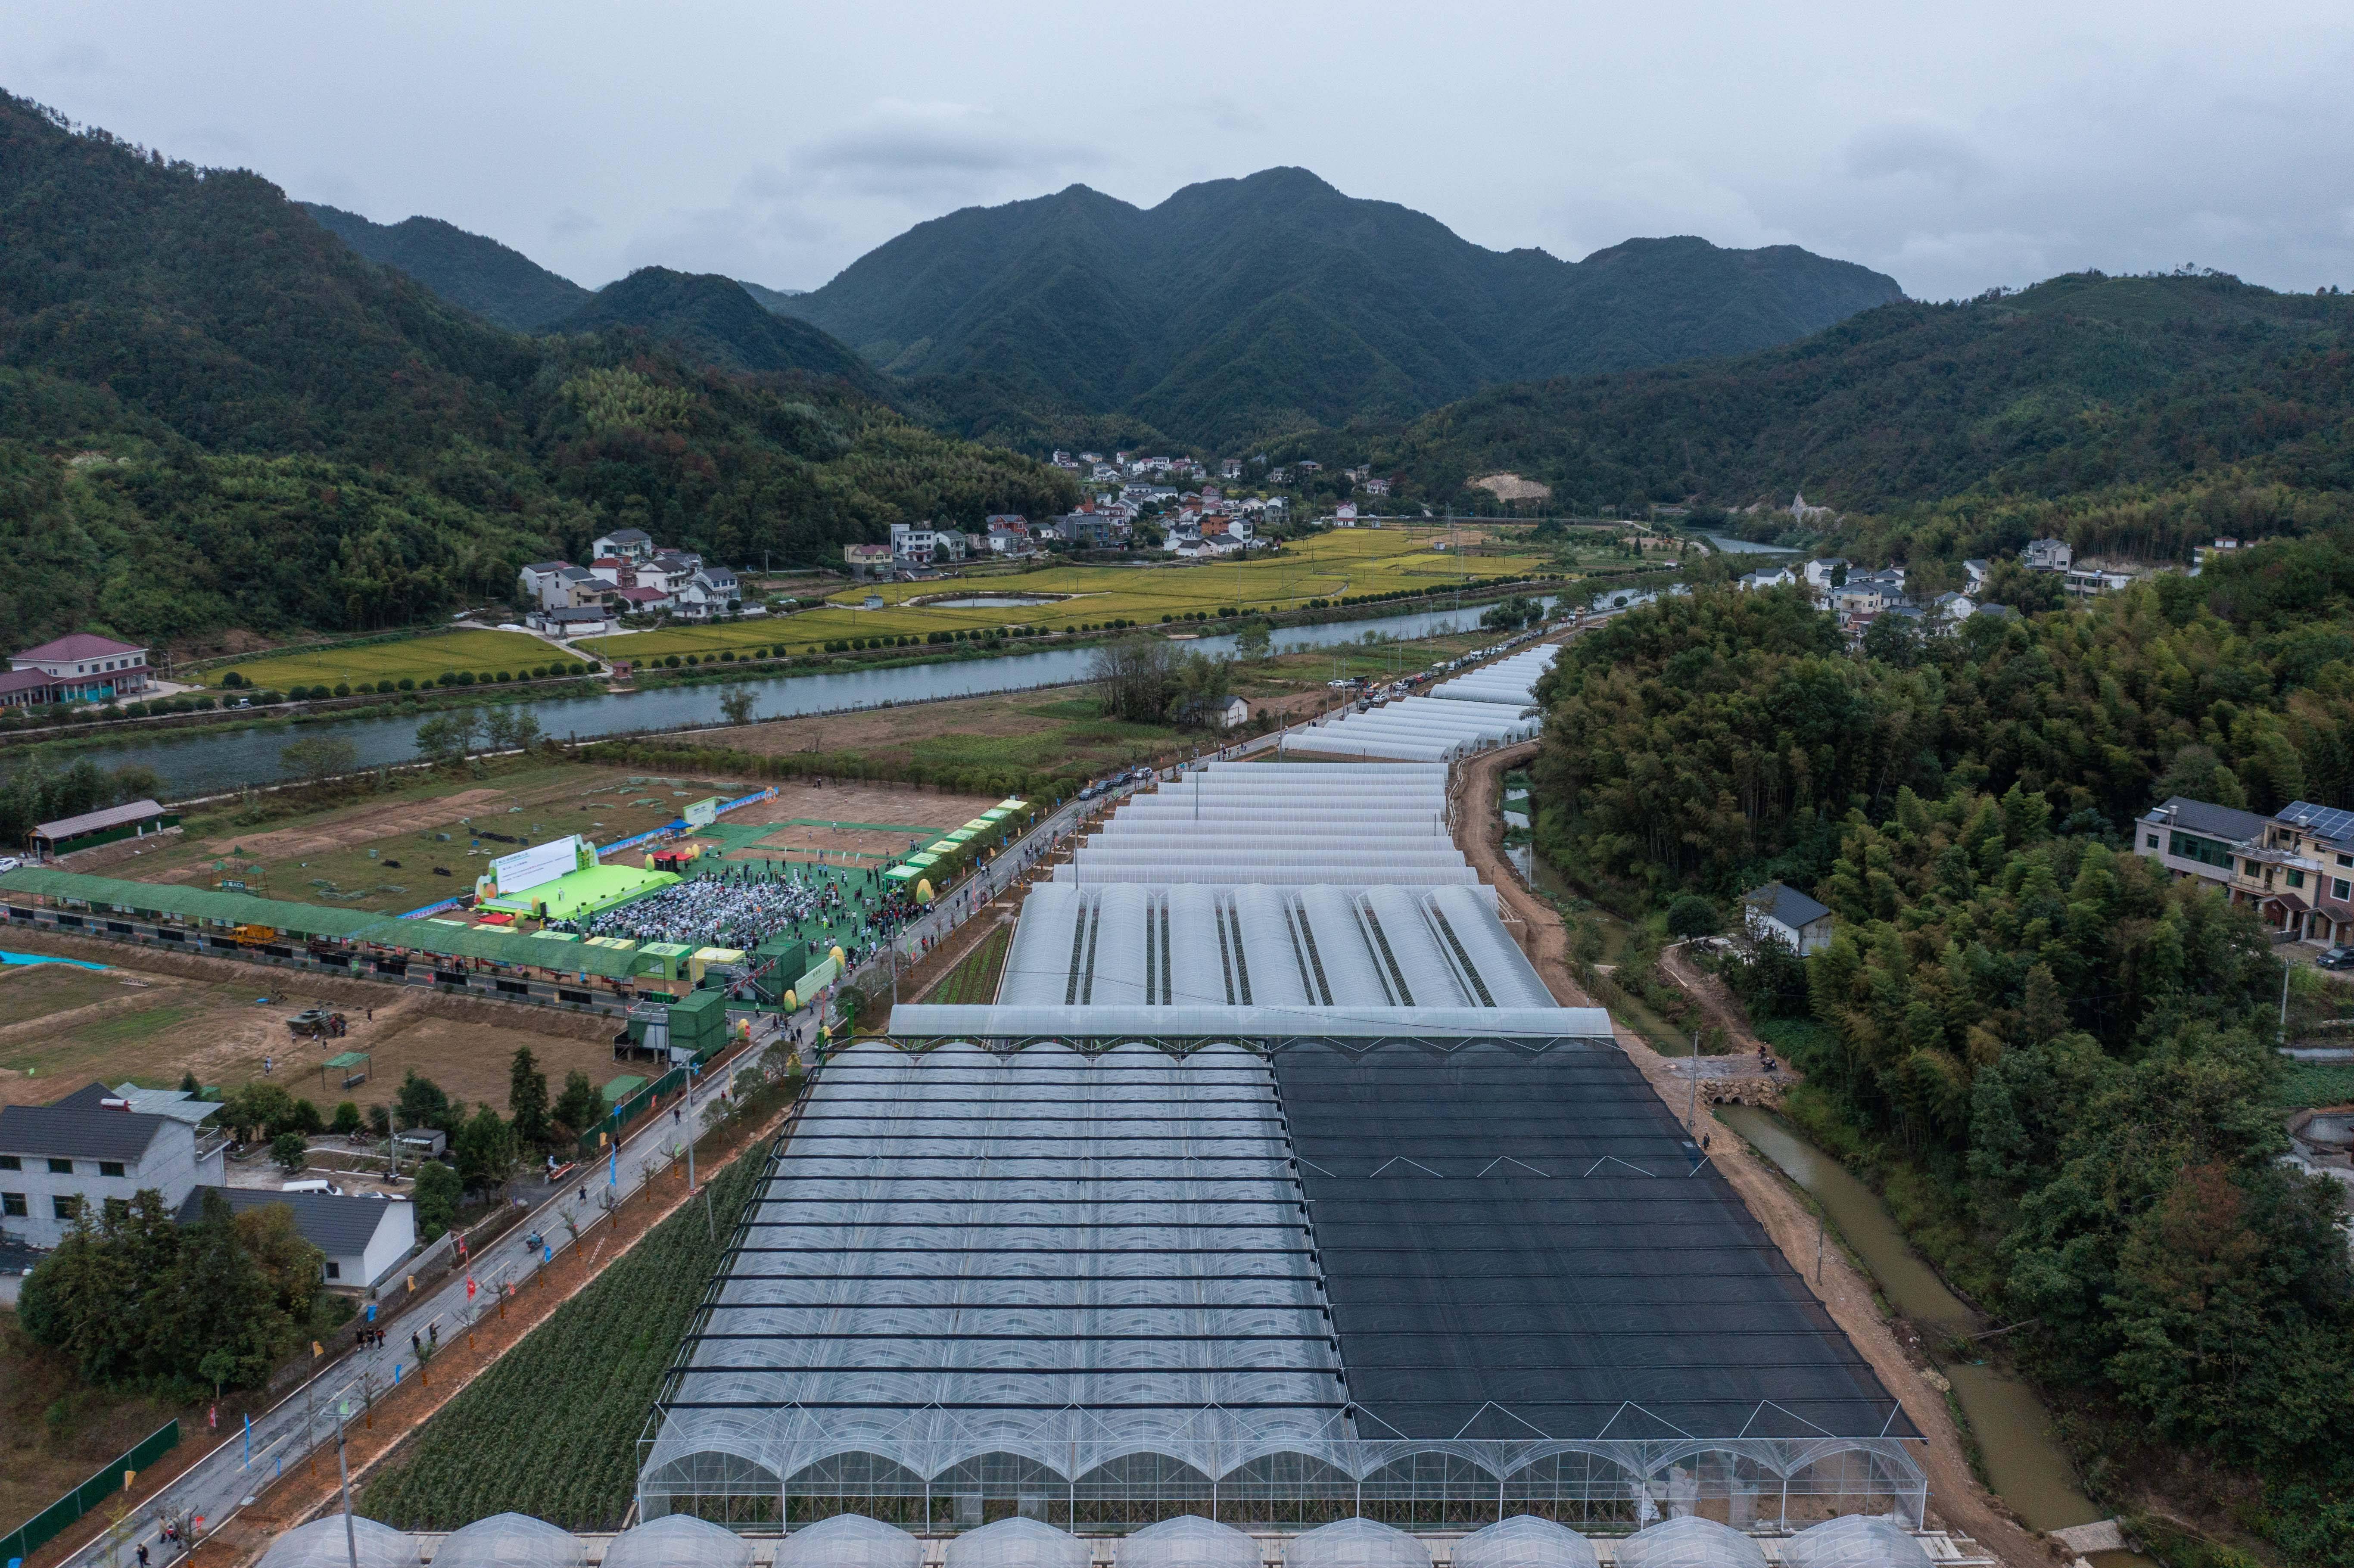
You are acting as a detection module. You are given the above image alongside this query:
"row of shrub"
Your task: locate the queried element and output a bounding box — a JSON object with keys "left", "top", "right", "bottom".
{"left": 222, "top": 663, "right": 595, "bottom": 697}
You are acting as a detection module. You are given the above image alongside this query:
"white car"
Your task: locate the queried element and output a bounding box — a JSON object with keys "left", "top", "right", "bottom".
{"left": 0, "top": 857, "right": 20, "bottom": 872}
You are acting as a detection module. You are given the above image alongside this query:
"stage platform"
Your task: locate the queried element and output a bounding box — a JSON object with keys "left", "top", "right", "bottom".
{"left": 478, "top": 863, "right": 679, "bottom": 921}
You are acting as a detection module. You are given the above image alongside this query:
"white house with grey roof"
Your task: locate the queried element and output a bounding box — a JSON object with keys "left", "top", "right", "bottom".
{"left": 176, "top": 1186, "right": 416, "bottom": 1289}
{"left": 0, "top": 1081, "right": 225, "bottom": 1248}
{"left": 1742, "top": 882, "right": 1837, "bottom": 955}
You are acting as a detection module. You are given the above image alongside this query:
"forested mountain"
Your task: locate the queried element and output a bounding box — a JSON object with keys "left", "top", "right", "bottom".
{"left": 774, "top": 168, "right": 1904, "bottom": 448}
{"left": 736, "top": 280, "right": 806, "bottom": 313}
{"left": 554, "top": 267, "right": 883, "bottom": 392}
{"left": 301, "top": 201, "right": 594, "bottom": 330}
{"left": 1365, "top": 271, "right": 2354, "bottom": 555}
{"left": 0, "top": 92, "right": 1074, "bottom": 645}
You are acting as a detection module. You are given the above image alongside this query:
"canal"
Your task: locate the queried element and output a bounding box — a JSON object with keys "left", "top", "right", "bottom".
{"left": 47, "top": 602, "right": 1535, "bottom": 799}
{"left": 1715, "top": 1105, "right": 2128, "bottom": 1540}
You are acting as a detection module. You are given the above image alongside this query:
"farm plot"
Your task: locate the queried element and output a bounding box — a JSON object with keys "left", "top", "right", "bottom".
{"left": 581, "top": 528, "right": 1552, "bottom": 660}
{"left": 358, "top": 1135, "right": 772, "bottom": 1529}
{"left": 201, "top": 630, "right": 586, "bottom": 692}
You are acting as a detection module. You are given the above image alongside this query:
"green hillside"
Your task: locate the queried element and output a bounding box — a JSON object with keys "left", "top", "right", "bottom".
{"left": 0, "top": 92, "right": 1074, "bottom": 646}
{"left": 554, "top": 266, "right": 884, "bottom": 393}
{"left": 1358, "top": 271, "right": 2354, "bottom": 558}
{"left": 301, "top": 202, "right": 595, "bottom": 331}
{"left": 778, "top": 167, "right": 1904, "bottom": 449}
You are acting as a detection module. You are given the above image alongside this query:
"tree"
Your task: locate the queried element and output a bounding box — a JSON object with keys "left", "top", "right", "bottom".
{"left": 279, "top": 734, "right": 358, "bottom": 787}
{"left": 1480, "top": 595, "right": 1539, "bottom": 632}
{"left": 1234, "top": 622, "right": 1272, "bottom": 663}
{"left": 455, "top": 1104, "right": 517, "bottom": 1195}
{"left": 412, "top": 1161, "right": 462, "bottom": 1242}
{"left": 330, "top": 1100, "right": 363, "bottom": 1136}
{"left": 414, "top": 709, "right": 483, "bottom": 767}
{"left": 508, "top": 1047, "right": 551, "bottom": 1148}
{"left": 223, "top": 1080, "right": 299, "bottom": 1141}
{"left": 270, "top": 1130, "right": 308, "bottom": 1172}
{"left": 1090, "top": 634, "right": 1176, "bottom": 723}
{"left": 235, "top": 1204, "right": 324, "bottom": 1326}
{"left": 395, "top": 1069, "right": 455, "bottom": 1134}
{"left": 1165, "top": 651, "right": 1234, "bottom": 728}
{"left": 552, "top": 1070, "right": 599, "bottom": 1136}
{"left": 483, "top": 706, "right": 544, "bottom": 752}
{"left": 1665, "top": 894, "right": 1721, "bottom": 937}
{"left": 1859, "top": 611, "right": 1923, "bottom": 668}
{"left": 155, "top": 1189, "right": 285, "bottom": 1391}
{"left": 719, "top": 685, "right": 757, "bottom": 726}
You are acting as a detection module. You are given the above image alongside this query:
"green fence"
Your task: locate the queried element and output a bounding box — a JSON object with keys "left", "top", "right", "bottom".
{"left": 0, "top": 1419, "right": 179, "bottom": 1563}
{"left": 576, "top": 1064, "right": 687, "bottom": 1160}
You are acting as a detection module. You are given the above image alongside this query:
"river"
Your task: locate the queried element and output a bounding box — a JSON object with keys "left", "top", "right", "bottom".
{"left": 1715, "top": 1106, "right": 2125, "bottom": 1539}
{"left": 54, "top": 602, "right": 1535, "bottom": 799}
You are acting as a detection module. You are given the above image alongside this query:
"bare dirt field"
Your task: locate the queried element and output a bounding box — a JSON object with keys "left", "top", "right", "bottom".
{"left": 122, "top": 764, "right": 760, "bottom": 914}
{"left": 685, "top": 778, "right": 1006, "bottom": 868}
{"left": 0, "top": 931, "right": 627, "bottom": 1117}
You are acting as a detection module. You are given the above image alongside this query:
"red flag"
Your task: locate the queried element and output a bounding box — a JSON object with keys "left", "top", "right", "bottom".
{"left": 465, "top": 1275, "right": 477, "bottom": 1300}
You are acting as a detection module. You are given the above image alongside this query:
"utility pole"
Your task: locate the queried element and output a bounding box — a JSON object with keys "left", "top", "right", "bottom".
{"left": 336, "top": 1400, "right": 360, "bottom": 1568}
{"left": 1688, "top": 1030, "right": 1699, "bottom": 1132}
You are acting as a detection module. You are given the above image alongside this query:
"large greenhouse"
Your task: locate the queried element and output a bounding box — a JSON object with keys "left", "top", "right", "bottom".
{"left": 263, "top": 1511, "right": 1943, "bottom": 1568}
{"left": 630, "top": 762, "right": 1930, "bottom": 1537}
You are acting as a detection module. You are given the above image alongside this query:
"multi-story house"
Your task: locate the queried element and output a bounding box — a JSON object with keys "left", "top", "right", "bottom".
{"left": 2022, "top": 537, "right": 2073, "bottom": 572}
{"left": 0, "top": 1082, "right": 226, "bottom": 1249}
{"left": 2136, "top": 796, "right": 2327, "bottom": 938}
{"left": 2275, "top": 803, "right": 2354, "bottom": 946}
{"left": 592, "top": 528, "right": 656, "bottom": 563}
{"left": 9, "top": 635, "right": 155, "bottom": 702}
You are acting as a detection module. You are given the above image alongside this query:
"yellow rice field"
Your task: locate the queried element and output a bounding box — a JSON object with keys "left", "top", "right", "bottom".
{"left": 582, "top": 528, "right": 1549, "bottom": 660}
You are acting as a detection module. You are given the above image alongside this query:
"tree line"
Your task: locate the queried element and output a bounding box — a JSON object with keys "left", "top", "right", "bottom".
{"left": 1526, "top": 532, "right": 2354, "bottom": 1553}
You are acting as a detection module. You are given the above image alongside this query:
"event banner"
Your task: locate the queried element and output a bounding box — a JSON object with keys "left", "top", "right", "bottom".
{"left": 490, "top": 834, "right": 590, "bottom": 896}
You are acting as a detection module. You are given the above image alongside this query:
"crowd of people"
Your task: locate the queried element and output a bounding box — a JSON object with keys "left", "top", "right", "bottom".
{"left": 562, "top": 857, "right": 924, "bottom": 971}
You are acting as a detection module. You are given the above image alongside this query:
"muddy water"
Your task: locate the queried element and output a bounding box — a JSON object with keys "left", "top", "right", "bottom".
{"left": 1715, "top": 1105, "right": 2114, "bottom": 1535}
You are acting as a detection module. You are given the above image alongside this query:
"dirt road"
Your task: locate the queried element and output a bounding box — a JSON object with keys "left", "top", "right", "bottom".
{"left": 1454, "top": 747, "right": 2053, "bottom": 1567}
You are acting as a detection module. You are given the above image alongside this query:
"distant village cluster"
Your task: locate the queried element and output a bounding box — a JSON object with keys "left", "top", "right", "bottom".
{"left": 516, "top": 528, "right": 744, "bottom": 637}
{"left": 1735, "top": 527, "right": 2250, "bottom": 642}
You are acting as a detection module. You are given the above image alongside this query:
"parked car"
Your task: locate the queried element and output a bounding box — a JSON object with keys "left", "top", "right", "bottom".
{"left": 0, "top": 856, "right": 19, "bottom": 872}
{"left": 2317, "top": 947, "right": 2354, "bottom": 971}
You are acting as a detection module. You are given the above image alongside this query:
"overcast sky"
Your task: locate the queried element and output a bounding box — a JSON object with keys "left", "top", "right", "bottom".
{"left": 12, "top": 0, "right": 2352, "bottom": 302}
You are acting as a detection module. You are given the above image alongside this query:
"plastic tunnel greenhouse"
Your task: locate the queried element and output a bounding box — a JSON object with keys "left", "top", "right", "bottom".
{"left": 255, "top": 1518, "right": 417, "bottom": 1568}
{"left": 772, "top": 1516, "right": 924, "bottom": 1568}
{"left": 1615, "top": 1518, "right": 1771, "bottom": 1568}
{"left": 1451, "top": 1516, "right": 1598, "bottom": 1568}
{"left": 601, "top": 1515, "right": 756, "bottom": 1568}
{"left": 1112, "top": 1516, "right": 1262, "bottom": 1568}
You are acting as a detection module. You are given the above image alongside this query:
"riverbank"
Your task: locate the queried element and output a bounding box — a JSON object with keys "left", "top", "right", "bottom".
{"left": 0, "top": 576, "right": 1575, "bottom": 769}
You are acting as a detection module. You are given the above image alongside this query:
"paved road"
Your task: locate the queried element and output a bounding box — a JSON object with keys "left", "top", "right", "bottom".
{"left": 62, "top": 1035, "right": 782, "bottom": 1568}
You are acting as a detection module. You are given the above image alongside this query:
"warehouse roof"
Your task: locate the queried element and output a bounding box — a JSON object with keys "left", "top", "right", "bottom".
{"left": 33, "top": 799, "right": 169, "bottom": 843}
{"left": 0, "top": 867, "right": 391, "bottom": 938}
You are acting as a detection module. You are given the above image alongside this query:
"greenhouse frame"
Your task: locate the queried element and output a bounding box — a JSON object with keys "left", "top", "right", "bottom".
{"left": 620, "top": 762, "right": 1927, "bottom": 1537}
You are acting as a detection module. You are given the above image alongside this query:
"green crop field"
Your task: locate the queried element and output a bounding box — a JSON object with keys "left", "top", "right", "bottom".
{"left": 201, "top": 630, "right": 585, "bottom": 692}
{"left": 582, "top": 527, "right": 1552, "bottom": 661}
{"left": 930, "top": 925, "right": 1012, "bottom": 1005}
{"left": 360, "top": 1126, "right": 773, "bottom": 1529}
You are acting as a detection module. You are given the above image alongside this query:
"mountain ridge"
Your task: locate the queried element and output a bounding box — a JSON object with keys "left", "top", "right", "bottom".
{"left": 300, "top": 202, "right": 595, "bottom": 331}
{"left": 777, "top": 167, "right": 1906, "bottom": 447}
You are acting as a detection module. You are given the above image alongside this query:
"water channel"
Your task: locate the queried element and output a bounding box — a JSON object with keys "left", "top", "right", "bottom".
{"left": 1713, "top": 1105, "right": 2117, "bottom": 1537}
{"left": 50, "top": 601, "right": 1530, "bottom": 799}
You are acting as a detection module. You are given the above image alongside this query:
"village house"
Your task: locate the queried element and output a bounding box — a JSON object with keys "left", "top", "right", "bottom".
{"left": 0, "top": 1082, "right": 226, "bottom": 1250}
{"left": 1742, "top": 883, "right": 1837, "bottom": 955}
{"left": 591, "top": 527, "right": 656, "bottom": 563}
{"left": 176, "top": 1185, "right": 415, "bottom": 1288}
{"left": 2136, "top": 796, "right": 2326, "bottom": 940}
{"left": 8, "top": 634, "right": 155, "bottom": 703}
{"left": 2022, "top": 537, "right": 2073, "bottom": 572}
